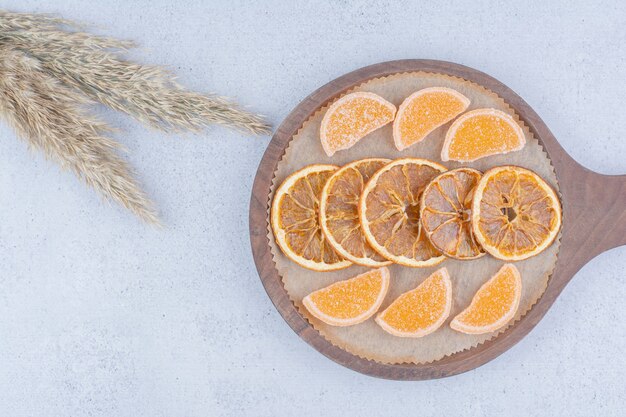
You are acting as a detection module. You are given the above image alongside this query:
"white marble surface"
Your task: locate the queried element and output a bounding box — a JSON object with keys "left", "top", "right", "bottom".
{"left": 0, "top": 1, "right": 624, "bottom": 416}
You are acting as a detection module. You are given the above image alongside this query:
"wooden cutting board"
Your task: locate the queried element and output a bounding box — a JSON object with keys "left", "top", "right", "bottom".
{"left": 249, "top": 60, "right": 626, "bottom": 380}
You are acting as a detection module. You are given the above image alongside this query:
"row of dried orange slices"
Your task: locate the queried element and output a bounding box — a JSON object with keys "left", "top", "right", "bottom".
{"left": 302, "top": 264, "right": 522, "bottom": 336}
{"left": 320, "top": 89, "right": 525, "bottom": 161}
{"left": 271, "top": 159, "right": 561, "bottom": 271}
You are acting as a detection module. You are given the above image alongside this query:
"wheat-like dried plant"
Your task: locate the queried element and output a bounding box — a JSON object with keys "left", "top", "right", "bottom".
{"left": 0, "top": 11, "right": 271, "bottom": 135}
{"left": 0, "top": 46, "right": 159, "bottom": 224}
{"left": 0, "top": 10, "right": 271, "bottom": 223}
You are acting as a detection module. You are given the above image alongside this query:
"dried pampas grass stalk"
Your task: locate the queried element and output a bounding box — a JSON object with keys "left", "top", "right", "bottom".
{"left": 0, "top": 10, "right": 73, "bottom": 32}
{"left": 0, "top": 11, "right": 271, "bottom": 135}
{"left": 0, "top": 46, "right": 159, "bottom": 224}
{"left": 0, "top": 10, "right": 271, "bottom": 223}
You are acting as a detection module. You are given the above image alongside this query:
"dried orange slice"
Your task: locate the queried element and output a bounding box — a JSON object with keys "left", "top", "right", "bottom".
{"left": 451, "top": 264, "right": 522, "bottom": 334}
{"left": 320, "top": 158, "right": 392, "bottom": 267}
{"left": 472, "top": 166, "right": 561, "bottom": 261}
{"left": 303, "top": 267, "right": 390, "bottom": 326}
{"left": 376, "top": 267, "right": 452, "bottom": 337}
{"left": 271, "top": 165, "right": 352, "bottom": 271}
{"left": 320, "top": 92, "right": 396, "bottom": 157}
{"left": 359, "top": 158, "right": 447, "bottom": 267}
{"left": 420, "top": 168, "right": 485, "bottom": 259}
{"left": 393, "top": 87, "right": 470, "bottom": 151}
{"left": 441, "top": 108, "right": 525, "bottom": 162}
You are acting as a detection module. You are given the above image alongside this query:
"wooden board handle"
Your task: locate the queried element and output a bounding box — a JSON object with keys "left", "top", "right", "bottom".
{"left": 588, "top": 174, "right": 626, "bottom": 251}
{"left": 579, "top": 171, "right": 626, "bottom": 251}
{"left": 557, "top": 162, "right": 626, "bottom": 274}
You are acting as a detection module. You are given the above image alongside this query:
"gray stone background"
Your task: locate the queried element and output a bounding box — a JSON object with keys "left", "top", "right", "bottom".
{"left": 1, "top": 1, "right": 624, "bottom": 416}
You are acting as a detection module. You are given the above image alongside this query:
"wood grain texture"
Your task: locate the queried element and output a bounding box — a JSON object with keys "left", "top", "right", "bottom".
{"left": 249, "top": 60, "right": 626, "bottom": 380}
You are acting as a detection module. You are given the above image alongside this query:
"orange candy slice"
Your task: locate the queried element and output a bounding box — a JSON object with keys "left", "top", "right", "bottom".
{"left": 320, "top": 92, "right": 396, "bottom": 157}
{"left": 302, "top": 267, "right": 390, "bottom": 327}
{"left": 441, "top": 108, "right": 525, "bottom": 162}
{"left": 393, "top": 87, "right": 470, "bottom": 151}
{"left": 271, "top": 164, "right": 352, "bottom": 271}
{"left": 359, "top": 158, "right": 447, "bottom": 267}
{"left": 451, "top": 264, "right": 522, "bottom": 334}
{"left": 319, "top": 158, "right": 392, "bottom": 267}
{"left": 376, "top": 267, "right": 452, "bottom": 337}
{"left": 472, "top": 166, "right": 561, "bottom": 261}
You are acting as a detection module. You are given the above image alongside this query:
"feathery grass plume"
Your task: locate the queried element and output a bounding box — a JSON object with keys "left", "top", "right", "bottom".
{"left": 0, "top": 46, "right": 160, "bottom": 224}
{"left": 0, "top": 10, "right": 271, "bottom": 135}
{"left": 0, "top": 10, "right": 74, "bottom": 32}
{"left": 0, "top": 10, "right": 271, "bottom": 223}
